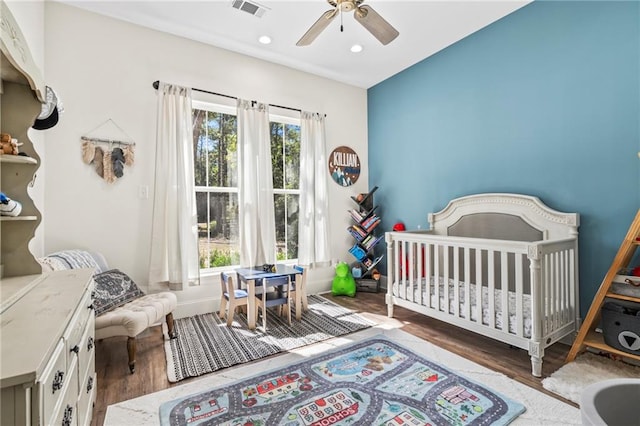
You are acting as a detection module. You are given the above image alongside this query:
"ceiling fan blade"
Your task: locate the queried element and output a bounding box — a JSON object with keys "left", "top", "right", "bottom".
{"left": 296, "top": 9, "right": 338, "bottom": 46}
{"left": 354, "top": 5, "right": 399, "bottom": 45}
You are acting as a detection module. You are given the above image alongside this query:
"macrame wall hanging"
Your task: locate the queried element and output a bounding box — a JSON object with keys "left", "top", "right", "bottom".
{"left": 81, "top": 119, "right": 136, "bottom": 183}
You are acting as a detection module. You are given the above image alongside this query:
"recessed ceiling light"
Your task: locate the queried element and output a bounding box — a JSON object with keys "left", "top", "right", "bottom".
{"left": 258, "top": 35, "right": 272, "bottom": 45}
{"left": 350, "top": 44, "right": 363, "bottom": 53}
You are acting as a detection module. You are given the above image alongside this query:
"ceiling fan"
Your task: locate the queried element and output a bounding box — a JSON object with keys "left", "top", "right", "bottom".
{"left": 296, "top": 0, "right": 399, "bottom": 47}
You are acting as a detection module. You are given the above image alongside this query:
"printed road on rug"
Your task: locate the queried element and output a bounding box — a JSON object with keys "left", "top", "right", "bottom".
{"left": 160, "top": 335, "right": 525, "bottom": 426}
{"left": 164, "top": 295, "right": 375, "bottom": 382}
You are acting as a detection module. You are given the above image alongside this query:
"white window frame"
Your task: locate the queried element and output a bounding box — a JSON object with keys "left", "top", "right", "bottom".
{"left": 192, "top": 101, "right": 301, "bottom": 274}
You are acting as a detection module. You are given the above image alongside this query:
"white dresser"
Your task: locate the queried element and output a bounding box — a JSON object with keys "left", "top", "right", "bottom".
{"left": 0, "top": 269, "right": 96, "bottom": 426}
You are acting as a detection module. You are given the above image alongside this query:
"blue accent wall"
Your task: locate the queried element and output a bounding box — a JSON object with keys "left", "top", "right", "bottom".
{"left": 368, "top": 1, "right": 639, "bottom": 316}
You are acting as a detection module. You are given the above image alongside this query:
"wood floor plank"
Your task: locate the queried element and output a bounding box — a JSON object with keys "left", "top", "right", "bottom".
{"left": 91, "top": 292, "right": 576, "bottom": 425}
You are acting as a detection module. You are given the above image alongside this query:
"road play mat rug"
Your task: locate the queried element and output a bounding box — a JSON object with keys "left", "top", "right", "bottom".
{"left": 159, "top": 335, "right": 525, "bottom": 425}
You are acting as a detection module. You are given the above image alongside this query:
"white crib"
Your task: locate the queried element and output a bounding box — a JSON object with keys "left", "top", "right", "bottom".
{"left": 385, "top": 193, "right": 580, "bottom": 376}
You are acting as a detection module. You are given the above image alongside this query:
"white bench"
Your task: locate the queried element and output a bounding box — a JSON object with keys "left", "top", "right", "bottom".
{"left": 39, "top": 250, "right": 177, "bottom": 373}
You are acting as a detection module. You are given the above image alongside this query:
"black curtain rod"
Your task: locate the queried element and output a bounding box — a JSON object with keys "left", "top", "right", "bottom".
{"left": 152, "top": 80, "right": 308, "bottom": 114}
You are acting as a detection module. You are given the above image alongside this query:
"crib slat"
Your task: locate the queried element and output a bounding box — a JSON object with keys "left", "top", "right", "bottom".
{"left": 400, "top": 240, "right": 407, "bottom": 300}
{"left": 488, "top": 249, "right": 495, "bottom": 328}
{"left": 501, "top": 251, "right": 509, "bottom": 334}
{"left": 434, "top": 243, "right": 440, "bottom": 310}
{"left": 417, "top": 242, "right": 424, "bottom": 306}
{"left": 425, "top": 243, "right": 432, "bottom": 308}
{"left": 453, "top": 246, "right": 460, "bottom": 317}
{"left": 515, "top": 254, "right": 524, "bottom": 338}
{"left": 464, "top": 247, "right": 471, "bottom": 321}
{"left": 475, "top": 249, "right": 482, "bottom": 326}
{"left": 550, "top": 252, "right": 562, "bottom": 330}
{"left": 408, "top": 242, "right": 415, "bottom": 304}
{"left": 444, "top": 244, "right": 450, "bottom": 314}
{"left": 563, "top": 249, "right": 570, "bottom": 325}
{"left": 560, "top": 251, "right": 566, "bottom": 327}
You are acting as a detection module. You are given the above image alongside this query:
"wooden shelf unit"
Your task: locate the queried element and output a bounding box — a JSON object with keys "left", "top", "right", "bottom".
{"left": 0, "top": 0, "right": 44, "bottom": 278}
{"left": 347, "top": 186, "right": 383, "bottom": 293}
{"left": 566, "top": 209, "right": 640, "bottom": 362}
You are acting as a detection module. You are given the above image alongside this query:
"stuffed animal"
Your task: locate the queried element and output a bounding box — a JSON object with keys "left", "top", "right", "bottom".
{"left": 332, "top": 261, "right": 356, "bottom": 297}
{"left": 0, "top": 133, "right": 21, "bottom": 155}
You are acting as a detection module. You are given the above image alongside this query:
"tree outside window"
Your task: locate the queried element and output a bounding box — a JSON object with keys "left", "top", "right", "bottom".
{"left": 193, "top": 102, "right": 300, "bottom": 269}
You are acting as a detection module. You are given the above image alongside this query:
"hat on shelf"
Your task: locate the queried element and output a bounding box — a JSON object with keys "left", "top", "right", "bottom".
{"left": 33, "top": 86, "right": 64, "bottom": 130}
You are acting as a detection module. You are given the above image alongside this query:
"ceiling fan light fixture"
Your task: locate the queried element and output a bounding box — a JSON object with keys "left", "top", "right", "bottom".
{"left": 350, "top": 44, "right": 363, "bottom": 53}
{"left": 297, "top": 0, "right": 398, "bottom": 47}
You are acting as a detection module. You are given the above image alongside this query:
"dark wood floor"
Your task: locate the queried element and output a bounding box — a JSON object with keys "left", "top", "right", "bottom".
{"left": 91, "top": 292, "right": 577, "bottom": 425}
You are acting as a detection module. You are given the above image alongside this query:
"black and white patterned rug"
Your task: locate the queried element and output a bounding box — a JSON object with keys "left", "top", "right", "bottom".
{"left": 163, "top": 295, "right": 375, "bottom": 382}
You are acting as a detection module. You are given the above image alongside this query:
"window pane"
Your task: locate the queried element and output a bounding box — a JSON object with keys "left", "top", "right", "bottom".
{"left": 193, "top": 109, "right": 238, "bottom": 188}
{"left": 193, "top": 109, "right": 208, "bottom": 187}
{"left": 274, "top": 193, "right": 299, "bottom": 261}
{"left": 197, "top": 191, "right": 239, "bottom": 268}
{"left": 286, "top": 194, "right": 299, "bottom": 259}
{"left": 284, "top": 124, "right": 300, "bottom": 189}
{"left": 208, "top": 112, "right": 238, "bottom": 188}
{"left": 271, "top": 122, "right": 284, "bottom": 189}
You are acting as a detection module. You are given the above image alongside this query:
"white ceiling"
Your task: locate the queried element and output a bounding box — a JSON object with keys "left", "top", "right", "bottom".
{"left": 56, "top": 0, "right": 531, "bottom": 88}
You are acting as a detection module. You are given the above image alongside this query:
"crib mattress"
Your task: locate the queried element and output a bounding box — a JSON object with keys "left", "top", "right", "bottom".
{"left": 392, "top": 278, "right": 532, "bottom": 338}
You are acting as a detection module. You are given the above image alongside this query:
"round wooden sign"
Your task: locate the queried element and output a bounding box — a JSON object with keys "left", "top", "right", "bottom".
{"left": 328, "top": 146, "right": 360, "bottom": 187}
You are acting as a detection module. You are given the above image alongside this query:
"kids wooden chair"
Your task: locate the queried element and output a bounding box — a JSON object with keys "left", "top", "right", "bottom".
{"left": 255, "top": 275, "right": 292, "bottom": 331}
{"left": 292, "top": 265, "right": 309, "bottom": 320}
{"left": 219, "top": 271, "right": 248, "bottom": 326}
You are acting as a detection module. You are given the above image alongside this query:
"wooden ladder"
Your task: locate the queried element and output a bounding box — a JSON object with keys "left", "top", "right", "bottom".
{"left": 566, "top": 209, "right": 640, "bottom": 363}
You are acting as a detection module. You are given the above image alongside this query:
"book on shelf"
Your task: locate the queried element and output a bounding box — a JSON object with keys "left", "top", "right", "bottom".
{"left": 361, "top": 214, "right": 379, "bottom": 229}
{"left": 364, "top": 218, "right": 380, "bottom": 232}
{"left": 351, "top": 224, "right": 367, "bottom": 238}
{"left": 349, "top": 209, "right": 363, "bottom": 223}
{"left": 361, "top": 234, "right": 374, "bottom": 247}
{"left": 347, "top": 227, "right": 365, "bottom": 242}
{"left": 364, "top": 235, "right": 383, "bottom": 251}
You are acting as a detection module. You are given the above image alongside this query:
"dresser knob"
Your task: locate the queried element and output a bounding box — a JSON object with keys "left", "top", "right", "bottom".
{"left": 87, "top": 336, "right": 94, "bottom": 351}
{"left": 91, "top": 290, "right": 96, "bottom": 299}
{"left": 70, "top": 345, "right": 79, "bottom": 354}
{"left": 87, "top": 303, "right": 94, "bottom": 311}
{"left": 52, "top": 370, "right": 64, "bottom": 393}
{"left": 87, "top": 376, "right": 94, "bottom": 393}
{"left": 62, "top": 404, "right": 73, "bottom": 426}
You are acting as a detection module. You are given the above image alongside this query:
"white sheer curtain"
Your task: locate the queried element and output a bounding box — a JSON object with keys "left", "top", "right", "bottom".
{"left": 298, "top": 112, "right": 330, "bottom": 265}
{"left": 237, "top": 99, "right": 276, "bottom": 267}
{"left": 148, "top": 82, "right": 200, "bottom": 291}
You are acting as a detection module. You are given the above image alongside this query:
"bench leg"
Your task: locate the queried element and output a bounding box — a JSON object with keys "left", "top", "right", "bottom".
{"left": 127, "top": 337, "right": 136, "bottom": 374}
{"left": 166, "top": 312, "right": 177, "bottom": 339}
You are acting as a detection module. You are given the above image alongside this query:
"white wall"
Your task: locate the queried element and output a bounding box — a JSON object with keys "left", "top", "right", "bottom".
{"left": 43, "top": 2, "right": 368, "bottom": 314}
{"left": 6, "top": 0, "right": 45, "bottom": 258}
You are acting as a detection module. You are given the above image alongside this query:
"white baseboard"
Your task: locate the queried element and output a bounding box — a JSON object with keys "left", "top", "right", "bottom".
{"left": 172, "top": 297, "right": 218, "bottom": 319}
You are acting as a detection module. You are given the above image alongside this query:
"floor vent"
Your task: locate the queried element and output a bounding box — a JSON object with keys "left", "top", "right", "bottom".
{"left": 231, "top": 0, "right": 268, "bottom": 18}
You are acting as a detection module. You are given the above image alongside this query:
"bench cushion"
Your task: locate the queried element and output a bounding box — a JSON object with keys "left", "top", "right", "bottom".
{"left": 95, "top": 292, "right": 177, "bottom": 339}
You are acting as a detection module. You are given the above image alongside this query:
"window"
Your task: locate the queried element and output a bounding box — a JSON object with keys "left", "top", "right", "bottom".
{"left": 192, "top": 101, "right": 300, "bottom": 270}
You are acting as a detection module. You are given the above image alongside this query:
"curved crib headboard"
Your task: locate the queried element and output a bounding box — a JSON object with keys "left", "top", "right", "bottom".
{"left": 428, "top": 193, "right": 580, "bottom": 241}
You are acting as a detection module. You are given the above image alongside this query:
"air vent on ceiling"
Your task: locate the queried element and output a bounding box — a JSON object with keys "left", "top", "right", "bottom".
{"left": 231, "top": 0, "right": 269, "bottom": 18}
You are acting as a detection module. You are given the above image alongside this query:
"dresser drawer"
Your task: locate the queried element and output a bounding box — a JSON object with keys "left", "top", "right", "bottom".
{"left": 38, "top": 339, "right": 67, "bottom": 424}
{"left": 63, "top": 287, "right": 95, "bottom": 367}
{"left": 49, "top": 356, "right": 79, "bottom": 426}
{"left": 77, "top": 370, "right": 96, "bottom": 426}
{"left": 77, "top": 314, "right": 95, "bottom": 388}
